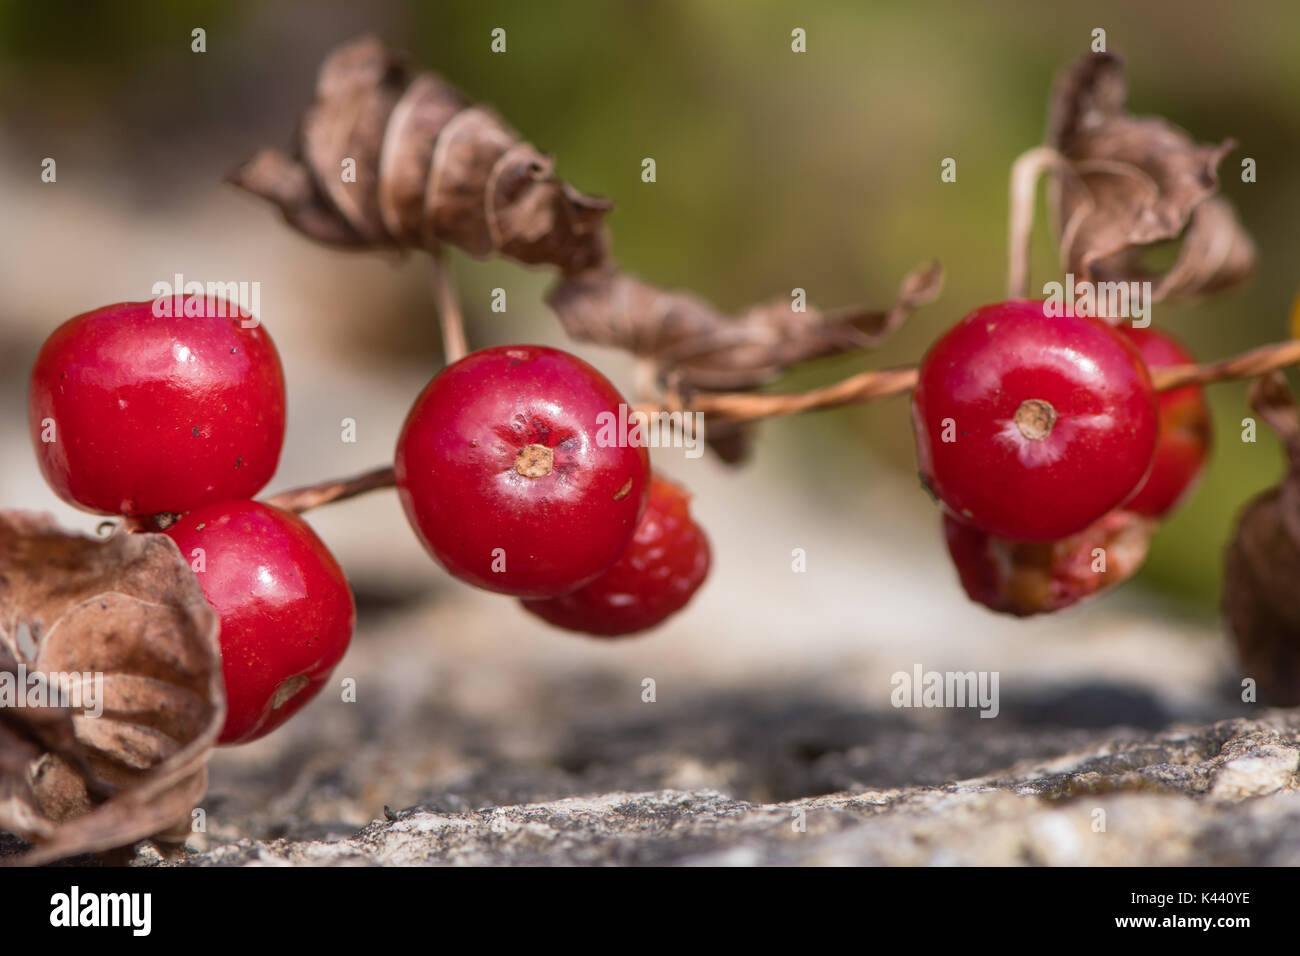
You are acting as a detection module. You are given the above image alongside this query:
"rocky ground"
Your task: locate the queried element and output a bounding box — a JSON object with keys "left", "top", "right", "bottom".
{"left": 133, "top": 566, "right": 1294, "bottom": 867}
{"left": 154, "top": 713, "right": 1300, "bottom": 867}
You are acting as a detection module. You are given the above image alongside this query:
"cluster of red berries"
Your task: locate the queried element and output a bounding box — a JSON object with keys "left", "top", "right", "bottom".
{"left": 29, "top": 297, "right": 354, "bottom": 744}
{"left": 394, "top": 344, "right": 711, "bottom": 634}
{"left": 24, "top": 292, "right": 1205, "bottom": 742}
{"left": 911, "top": 299, "right": 1212, "bottom": 616}
{"left": 27, "top": 305, "right": 711, "bottom": 743}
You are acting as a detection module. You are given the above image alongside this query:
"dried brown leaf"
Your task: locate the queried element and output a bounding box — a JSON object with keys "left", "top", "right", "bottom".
{"left": 1047, "top": 52, "right": 1253, "bottom": 301}
{"left": 232, "top": 36, "right": 945, "bottom": 464}
{"left": 547, "top": 261, "right": 944, "bottom": 392}
{"left": 229, "top": 35, "right": 612, "bottom": 275}
{"left": 549, "top": 261, "right": 940, "bottom": 462}
{"left": 1224, "top": 374, "right": 1300, "bottom": 705}
{"left": 0, "top": 512, "right": 223, "bottom": 865}
{"left": 1151, "top": 197, "right": 1256, "bottom": 301}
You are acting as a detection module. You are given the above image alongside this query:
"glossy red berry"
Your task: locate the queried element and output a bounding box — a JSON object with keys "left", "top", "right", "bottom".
{"left": 1117, "top": 326, "right": 1212, "bottom": 518}
{"left": 29, "top": 297, "right": 286, "bottom": 516}
{"left": 395, "top": 344, "right": 650, "bottom": 598}
{"left": 943, "top": 510, "right": 1153, "bottom": 617}
{"left": 164, "top": 500, "right": 355, "bottom": 745}
{"left": 521, "top": 474, "right": 710, "bottom": 636}
{"left": 912, "top": 300, "right": 1159, "bottom": 542}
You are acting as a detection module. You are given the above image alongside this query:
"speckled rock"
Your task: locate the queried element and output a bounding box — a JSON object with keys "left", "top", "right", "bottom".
{"left": 130, "top": 712, "right": 1300, "bottom": 867}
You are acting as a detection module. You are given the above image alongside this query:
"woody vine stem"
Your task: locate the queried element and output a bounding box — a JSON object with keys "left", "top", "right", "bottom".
{"left": 258, "top": 143, "right": 1300, "bottom": 516}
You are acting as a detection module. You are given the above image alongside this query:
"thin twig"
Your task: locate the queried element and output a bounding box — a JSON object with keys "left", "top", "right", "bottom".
{"left": 263, "top": 465, "right": 397, "bottom": 514}
{"left": 1152, "top": 339, "right": 1300, "bottom": 391}
{"left": 254, "top": 340, "right": 1300, "bottom": 514}
{"left": 651, "top": 338, "right": 1300, "bottom": 426}
{"left": 431, "top": 245, "right": 468, "bottom": 363}
{"left": 1007, "top": 146, "right": 1070, "bottom": 299}
{"left": 681, "top": 366, "right": 919, "bottom": 423}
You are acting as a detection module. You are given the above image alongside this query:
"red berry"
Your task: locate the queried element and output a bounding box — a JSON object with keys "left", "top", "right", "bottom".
{"left": 394, "top": 345, "right": 650, "bottom": 598}
{"left": 1117, "top": 326, "right": 1212, "bottom": 518}
{"left": 911, "top": 300, "right": 1159, "bottom": 541}
{"left": 943, "top": 510, "right": 1153, "bottom": 616}
{"left": 29, "top": 297, "right": 286, "bottom": 516}
{"left": 164, "top": 500, "right": 355, "bottom": 745}
{"left": 521, "top": 474, "right": 710, "bottom": 636}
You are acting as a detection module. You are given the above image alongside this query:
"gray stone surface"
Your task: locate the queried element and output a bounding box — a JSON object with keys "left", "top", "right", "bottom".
{"left": 145, "top": 712, "right": 1300, "bottom": 866}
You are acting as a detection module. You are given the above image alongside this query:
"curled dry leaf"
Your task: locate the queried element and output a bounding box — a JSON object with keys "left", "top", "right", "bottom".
{"left": 234, "top": 36, "right": 945, "bottom": 463}
{"left": 1223, "top": 373, "right": 1300, "bottom": 706}
{"left": 1046, "top": 52, "right": 1254, "bottom": 301}
{"left": 0, "top": 511, "right": 223, "bottom": 865}
{"left": 548, "top": 261, "right": 944, "bottom": 392}
{"left": 550, "top": 261, "right": 943, "bottom": 461}
{"left": 229, "top": 34, "right": 612, "bottom": 276}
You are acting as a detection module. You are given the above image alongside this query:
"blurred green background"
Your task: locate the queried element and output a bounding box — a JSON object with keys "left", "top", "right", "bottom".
{"left": 2, "top": 0, "right": 1298, "bottom": 613}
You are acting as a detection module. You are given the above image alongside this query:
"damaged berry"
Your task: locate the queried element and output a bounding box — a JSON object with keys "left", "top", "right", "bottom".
{"left": 943, "top": 510, "right": 1154, "bottom": 617}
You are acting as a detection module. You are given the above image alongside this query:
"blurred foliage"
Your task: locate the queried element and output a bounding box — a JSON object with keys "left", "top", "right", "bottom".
{"left": 1, "top": 0, "right": 1299, "bottom": 610}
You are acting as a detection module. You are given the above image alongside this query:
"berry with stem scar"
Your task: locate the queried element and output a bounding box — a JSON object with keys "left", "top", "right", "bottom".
{"left": 911, "top": 300, "right": 1159, "bottom": 541}
{"left": 394, "top": 345, "right": 650, "bottom": 598}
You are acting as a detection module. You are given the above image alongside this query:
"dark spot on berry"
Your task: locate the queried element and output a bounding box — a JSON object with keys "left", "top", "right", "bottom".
{"left": 917, "top": 471, "right": 939, "bottom": 504}
{"left": 192, "top": 426, "right": 200, "bottom": 437}
{"left": 235, "top": 456, "right": 244, "bottom": 469}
